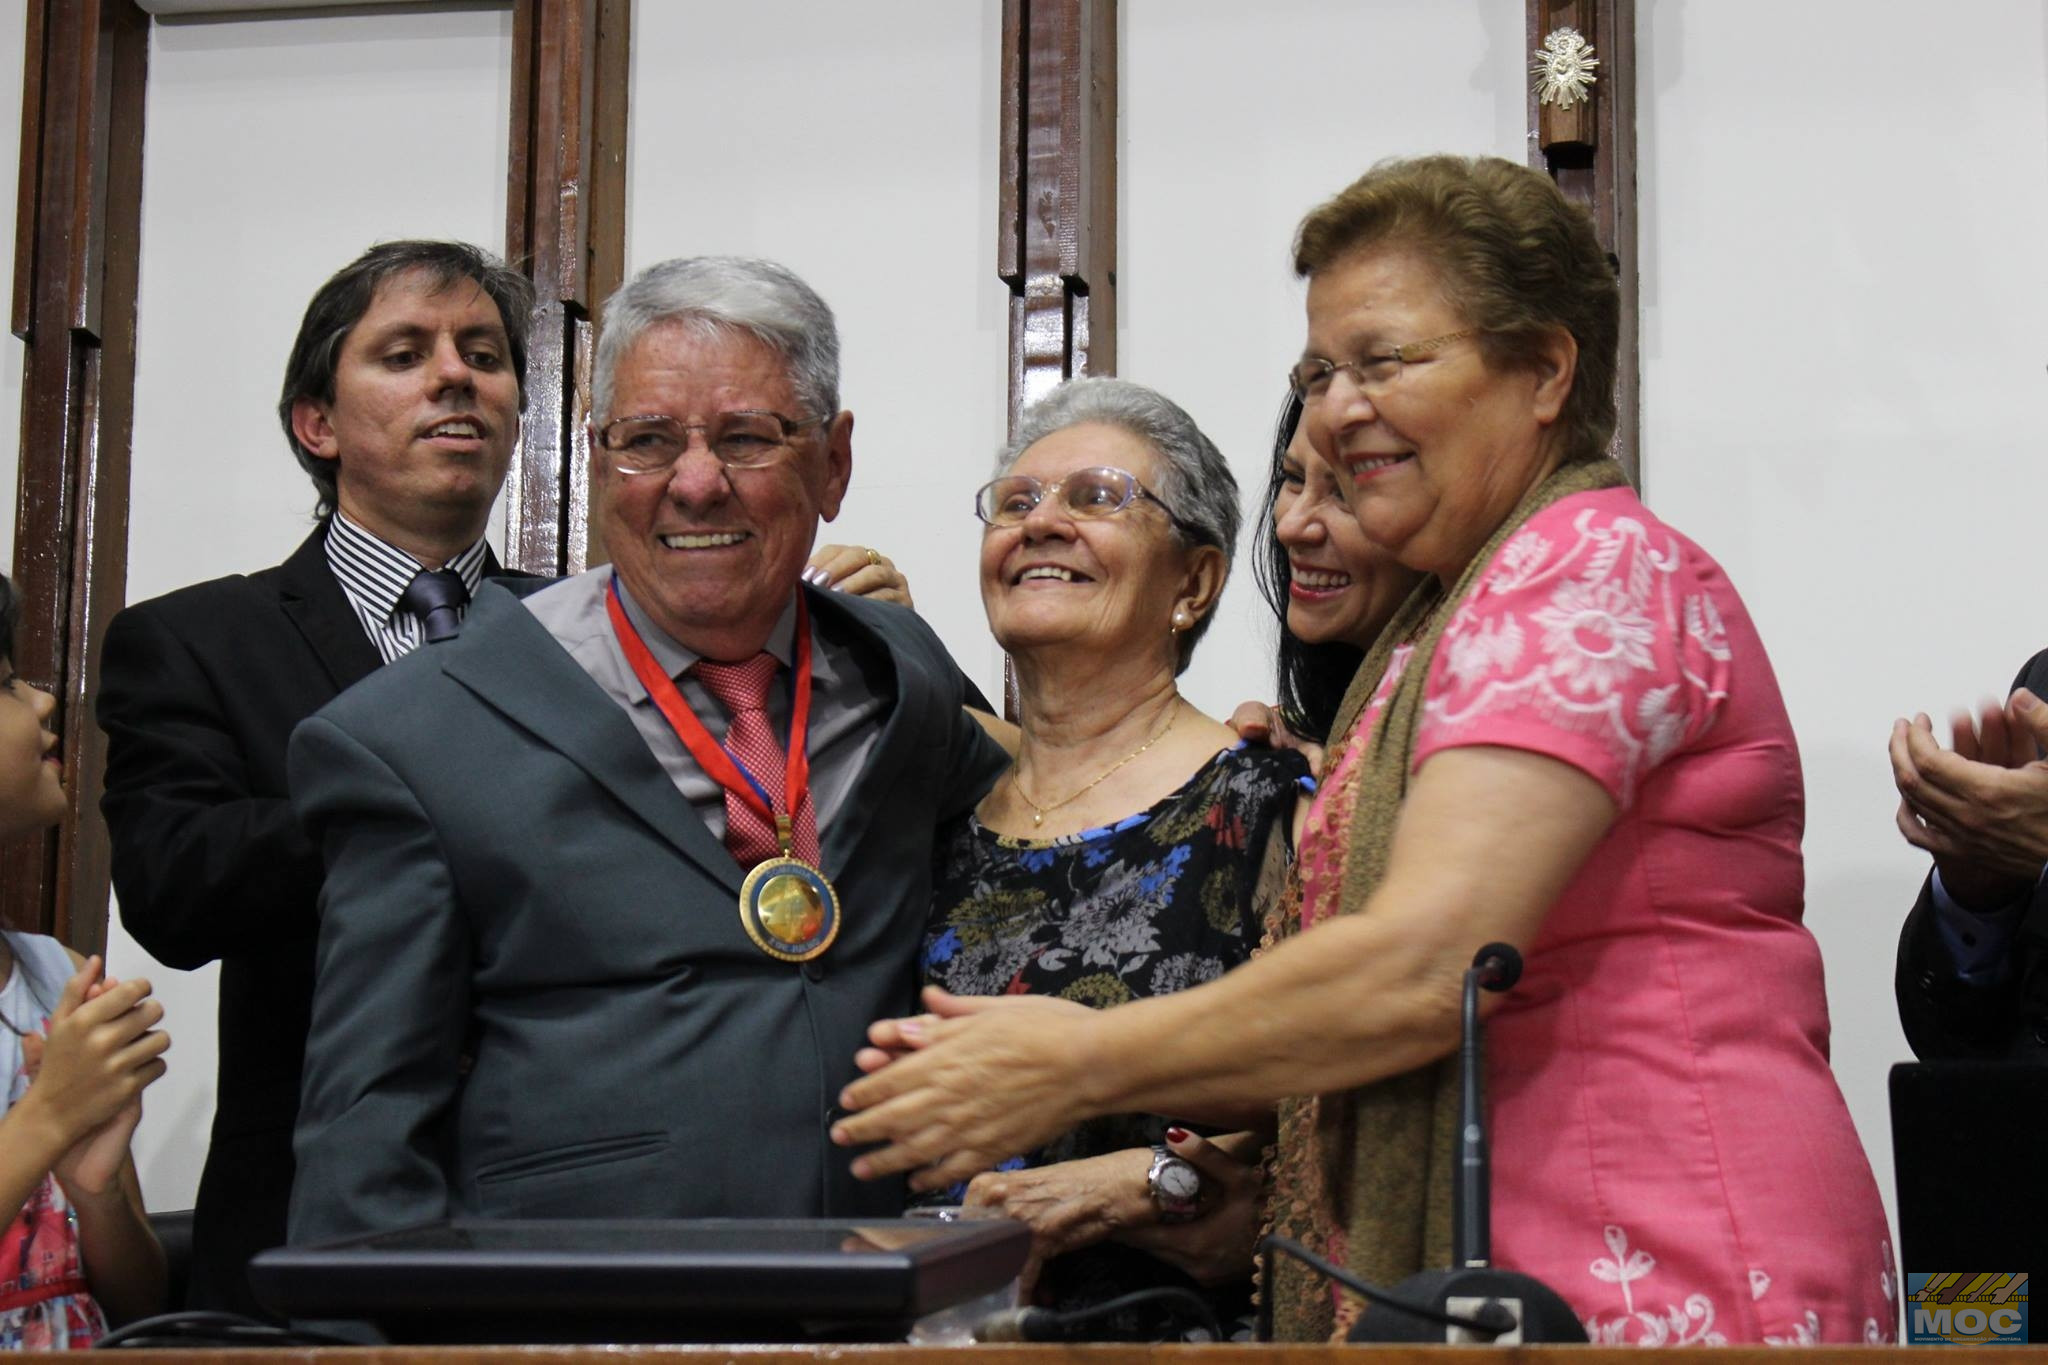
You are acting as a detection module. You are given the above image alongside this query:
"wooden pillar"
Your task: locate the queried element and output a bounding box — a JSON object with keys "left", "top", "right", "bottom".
{"left": 998, "top": 0, "right": 1116, "bottom": 719}
{"left": 998, "top": 0, "right": 1117, "bottom": 433}
{"left": 504, "top": 0, "right": 630, "bottom": 576}
{"left": 2, "top": 0, "right": 147, "bottom": 952}
{"left": 1528, "top": 0, "right": 1639, "bottom": 488}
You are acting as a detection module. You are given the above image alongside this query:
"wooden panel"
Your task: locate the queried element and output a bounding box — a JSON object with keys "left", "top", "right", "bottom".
{"left": 998, "top": 0, "right": 1116, "bottom": 721}
{"left": 1528, "top": 0, "right": 1639, "bottom": 488}
{"left": 11, "top": 0, "right": 45, "bottom": 339}
{"left": 998, "top": 0, "right": 1117, "bottom": 433}
{"left": 2, "top": 0, "right": 147, "bottom": 951}
{"left": 504, "top": 0, "right": 627, "bottom": 577}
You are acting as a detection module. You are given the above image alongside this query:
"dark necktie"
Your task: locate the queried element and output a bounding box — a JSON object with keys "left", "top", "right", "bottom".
{"left": 398, "top": 568, "right": 469, "bottom": 644}
{"left": 694, "top": 653, "right": 820, "bottom": 867}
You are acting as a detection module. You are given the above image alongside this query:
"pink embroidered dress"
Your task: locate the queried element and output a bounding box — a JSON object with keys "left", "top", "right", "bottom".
{"left": 1298, "top": 488, "right": 1895, "bottom": 1345}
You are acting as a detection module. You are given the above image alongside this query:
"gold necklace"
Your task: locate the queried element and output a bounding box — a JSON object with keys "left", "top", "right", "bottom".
{"left": 1011, "top": 700, "right": 1180, "bottom": 829}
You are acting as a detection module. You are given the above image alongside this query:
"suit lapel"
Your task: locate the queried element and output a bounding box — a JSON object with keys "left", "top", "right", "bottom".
{"left": 806, "top": 590, "right": 930, "bottom": 883}
{"left": 275, "top": 527, "right": 382, "bottom": 692}
{"left": 441, "top": 584, "right": 746, "bottom": 894}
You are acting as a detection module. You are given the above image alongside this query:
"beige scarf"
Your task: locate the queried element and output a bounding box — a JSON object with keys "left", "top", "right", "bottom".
{"left": 1267, "top": 456, "right": 1628, "bottom": 1341}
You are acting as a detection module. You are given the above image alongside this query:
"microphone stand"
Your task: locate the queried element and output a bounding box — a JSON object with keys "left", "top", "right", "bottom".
{"left": 1455, "top": 944, "right": 1507, "bottom": 1269}
{"left": 1345, "top": 943, "right": 1588, "bottom": 1344}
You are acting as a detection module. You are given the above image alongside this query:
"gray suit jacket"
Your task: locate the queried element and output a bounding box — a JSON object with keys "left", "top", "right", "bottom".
{"left": 286, "top": 580, "right": 1007, "bottom": 1244}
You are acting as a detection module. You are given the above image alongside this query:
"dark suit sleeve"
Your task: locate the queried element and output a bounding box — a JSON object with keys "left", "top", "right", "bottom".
{"left": 98, "top": 603, "right": 326, "bottom": 969}
{"left": 936, "top": 665, "right": 1011, "bottom": 820}
{"left": 286, "top": 713, "right": 468, "bottom": 1244}
{"left": 957, "top": 672, "right": 996, "bottom": 717}
{"left": 2018, "top": 649, "right": 2048, "bottom": 715}
{"left": 1896, "top": 872, "right": 2030, "bottom": 1058}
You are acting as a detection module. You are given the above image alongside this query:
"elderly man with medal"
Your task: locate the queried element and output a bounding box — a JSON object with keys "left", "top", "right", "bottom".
{"left": 285, "top": 256, "right": 1010, "bottom": 1246}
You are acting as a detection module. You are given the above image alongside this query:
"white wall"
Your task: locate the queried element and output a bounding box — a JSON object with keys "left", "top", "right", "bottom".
{"left": 112, "top": 5, "right": 512, "bottom": 1208}
{"left": 1121, "top": 0, "right": 1531, "bottom": 718}
{"left": 1638, "top": 0, "right": 2048, "bottom": 1236}
{"left": 628, "top": 0, "right": 1011, "bottom": 697}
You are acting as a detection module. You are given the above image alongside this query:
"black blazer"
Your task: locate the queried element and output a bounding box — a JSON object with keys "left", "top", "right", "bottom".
{"left": 97, "top": 527, "right": 538, "bottom": 1316}
{"left": 1896, "top": 647, "right": 2048, "bottom": 1060}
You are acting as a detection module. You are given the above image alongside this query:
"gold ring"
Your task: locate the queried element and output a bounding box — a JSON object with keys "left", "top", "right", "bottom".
{"left": 864, "top": 547, "right": 882, "bottom": 567}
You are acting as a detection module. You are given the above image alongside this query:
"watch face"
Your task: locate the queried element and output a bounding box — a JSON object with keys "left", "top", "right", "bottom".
{"left": 1158, "top": 1159, "right": 1201, "bottom": 1204}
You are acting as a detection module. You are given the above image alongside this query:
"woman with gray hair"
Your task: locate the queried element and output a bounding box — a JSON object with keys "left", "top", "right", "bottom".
{"left": 917, "top": 377, "right": 1308, "bottom": 1336}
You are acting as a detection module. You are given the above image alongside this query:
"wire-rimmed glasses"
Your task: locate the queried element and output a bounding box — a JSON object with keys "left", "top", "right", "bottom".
{"left": 973, "top": 466, "right": 1185, "bottom": 530}
{"left": 598, "top": 410, "right": 826, "bottom": 476}
{"left": 1286, "top": 328, "right": 1477, "bottom": 403}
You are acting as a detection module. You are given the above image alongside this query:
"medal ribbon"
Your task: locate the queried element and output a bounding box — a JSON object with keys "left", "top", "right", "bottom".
{"left": 604, "top": 575, "right": 814, "bottom": 856}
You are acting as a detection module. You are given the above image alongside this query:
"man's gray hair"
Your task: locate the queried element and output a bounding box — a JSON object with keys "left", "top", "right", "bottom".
{"left": 999, "top": 377, "right": 1240, "bottom": 671}
{"left": 592, "top": 256, "right": 840, "bottom": 426}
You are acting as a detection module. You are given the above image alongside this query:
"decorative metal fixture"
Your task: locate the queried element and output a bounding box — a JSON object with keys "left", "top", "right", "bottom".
{"left": 1532, "top": 26, "right": 1600, "bottom": 110}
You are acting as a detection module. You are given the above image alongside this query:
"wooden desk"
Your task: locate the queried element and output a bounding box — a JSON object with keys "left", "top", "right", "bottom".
{"left": 27, "top": 1346, "right": 2044, "bottom": 1364}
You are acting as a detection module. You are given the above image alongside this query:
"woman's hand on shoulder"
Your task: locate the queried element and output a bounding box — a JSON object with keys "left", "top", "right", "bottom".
{"left": 806, "top": 544, "right": 913, "bottom": 607}
{"left": 1113, "top": 1128, "right": 1264, "bottom": 1287}
{"left": 1229, "top": 700, "right": 1325, "bottom": 773}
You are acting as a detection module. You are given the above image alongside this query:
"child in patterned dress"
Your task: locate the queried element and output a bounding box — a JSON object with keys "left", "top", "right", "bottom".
{"left": 0, "top": 572, "right": 168, "bottom": 1347}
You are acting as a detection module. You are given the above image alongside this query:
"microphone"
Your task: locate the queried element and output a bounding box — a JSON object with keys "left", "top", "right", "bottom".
{"left": 1472, "top": 941, "right": 1522, "bottom": 992}
{"left": 1258, "top": 1235, "right": 1517, "bottom": 1343}
{"left": 971, "top": 1307, "right": 1063, "bottom": 1342}
{"left": 1457, "top": 942, "right": 1520, "bottom": 1267}
{"left": 972, "top": 1287, "right": 1221, "bottom": 1342}
{"left": 1347, "top": 942, "right": 1585, "bottom": 1344}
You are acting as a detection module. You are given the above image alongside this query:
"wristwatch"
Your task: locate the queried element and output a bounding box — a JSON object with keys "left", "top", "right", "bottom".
{"left": 1147, "top": 1143, "right": 1203, "bottom": 1222}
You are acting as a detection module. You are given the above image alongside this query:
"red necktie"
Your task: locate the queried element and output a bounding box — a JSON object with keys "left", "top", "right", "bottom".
{"left": 693, "top": 653, "right": 820, "bottom": 868}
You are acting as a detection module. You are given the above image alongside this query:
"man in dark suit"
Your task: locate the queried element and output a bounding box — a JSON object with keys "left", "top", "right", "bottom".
{"left": 96, "top": 241, "right": 539, "bottom": 1315}
{"left": 286, "top": 256, "right": 1009, "bottom": 1243}
{"left": 1892, "top": 649, "right": 2048, "bottom": 1058}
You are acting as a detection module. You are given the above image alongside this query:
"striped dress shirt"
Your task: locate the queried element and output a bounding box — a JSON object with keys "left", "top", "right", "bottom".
{"left": 323, "top": 512, "right": 490, "bottom": 665}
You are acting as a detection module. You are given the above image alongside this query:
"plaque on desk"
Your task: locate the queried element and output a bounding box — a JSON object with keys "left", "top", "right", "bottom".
{"left": 248, "top": 1216, "right": 1030, "bottom": 1344}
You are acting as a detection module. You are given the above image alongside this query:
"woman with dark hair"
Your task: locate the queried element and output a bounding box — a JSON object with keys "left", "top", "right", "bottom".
{"left": 0, "top": 574, "right": 170, "bottom": 1347}
{"left": 1249, "top": 393, "right": 1422, "bottom": 744}
{"left": 838, "top": 155, "right": 1894, "bottom": 1344}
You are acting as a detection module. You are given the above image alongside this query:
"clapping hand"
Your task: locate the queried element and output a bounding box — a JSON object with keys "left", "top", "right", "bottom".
{"left": 19, "top": 957, "right": 167, "bottom": 1199}
{"left": 1892, "top": 688, "right": 2048, "bottom": 910}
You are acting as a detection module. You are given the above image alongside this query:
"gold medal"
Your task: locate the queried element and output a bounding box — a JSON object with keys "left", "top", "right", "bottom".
{"left": 607, "top": 582, "right": 841, "bottom": 965}
{"left": 739, "top": 855, "right": 841, "bottom": 962}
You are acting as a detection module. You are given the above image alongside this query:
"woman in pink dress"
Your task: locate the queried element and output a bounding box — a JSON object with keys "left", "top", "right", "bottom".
{"left": 835, "top": 155, "right": 1893, "bottom": 1344}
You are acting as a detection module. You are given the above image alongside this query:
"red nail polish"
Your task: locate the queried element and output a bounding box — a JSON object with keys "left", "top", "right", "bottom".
{"left": 1165, "top": 1126, "right": 1189, "bottom": 1143}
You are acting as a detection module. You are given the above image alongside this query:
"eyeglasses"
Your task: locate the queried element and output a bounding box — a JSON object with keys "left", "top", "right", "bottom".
{"left": 973, "top": 466, "right": 1187, "bottom": 530}
{"left": 1286, "top": 328, "right": 1477, "bottom": 402}
{"left": 598, "top": 410, "right": 826, "bottom": 476}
